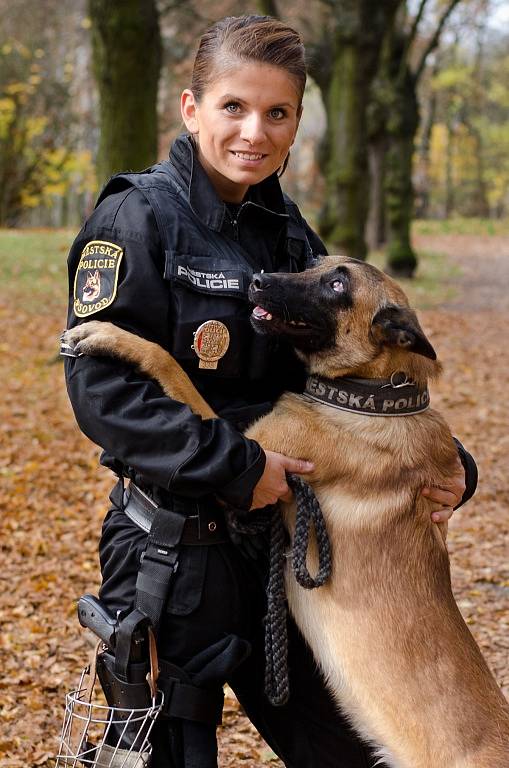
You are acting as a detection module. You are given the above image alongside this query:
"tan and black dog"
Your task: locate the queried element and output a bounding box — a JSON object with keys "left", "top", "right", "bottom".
{"left": 64, "top": 256, "right": 509, "bottom": 767}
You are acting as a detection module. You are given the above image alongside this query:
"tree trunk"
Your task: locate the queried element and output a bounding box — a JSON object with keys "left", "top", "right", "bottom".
{"left": 256, "top": 0, "right": 279, "bottom": 16}
{"left": 444, "top": 120, "right": 454, "bottom": 218}
{"left": 366, "top": 136, "right": 387, "bottom": 250}
{"left": 472, "top": 129, "right": 490, "bottom": 217}
{"left": 414, "top": 69, "right": 438, "bottom": 219}
{"left": 88, "top": 0, "right": 161, "bottom": 186}
{"left": 384, "top": 74, "right": 419, "bottom": 277}
{"left": 469, "top": 17, "right": 490, "bottom": 218}
{"left": 317, "top": 37, "right": 369, "bottom": 259}
{"left": 313, "top": 1, "right": 399, "bottom": 260}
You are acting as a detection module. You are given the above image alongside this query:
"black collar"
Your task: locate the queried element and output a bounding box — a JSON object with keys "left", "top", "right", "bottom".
{"left": 168, "top": 134, "right": 288, "bottom": 232}
{"left": 304, "top": 373, "right": 430, "bottom": 416}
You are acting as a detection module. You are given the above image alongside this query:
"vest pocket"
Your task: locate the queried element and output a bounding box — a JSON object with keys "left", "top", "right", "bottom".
{"left": 164, "top": 251, "right": 254, "bottom": 378}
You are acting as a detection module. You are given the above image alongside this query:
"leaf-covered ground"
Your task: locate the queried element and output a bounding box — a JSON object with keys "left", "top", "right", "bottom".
{"left": 0, "top": 229, "right": 507, "bottom": 766}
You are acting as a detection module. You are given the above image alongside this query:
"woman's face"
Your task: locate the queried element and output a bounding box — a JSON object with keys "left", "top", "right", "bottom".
{"left": 181, "top": 61, "right": 302, "bottom": 203}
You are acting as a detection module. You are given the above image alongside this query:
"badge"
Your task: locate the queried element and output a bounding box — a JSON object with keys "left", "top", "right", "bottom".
{"left": 73, "top": 240, "right": 123, "bottom": 318}
{"left": 192, "top": 320, "right": 230, "bottom": 369}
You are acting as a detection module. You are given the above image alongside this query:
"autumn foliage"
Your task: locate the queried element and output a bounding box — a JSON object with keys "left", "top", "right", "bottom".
{"left": 0, "top": 229, "right": 507, "bottom": 766}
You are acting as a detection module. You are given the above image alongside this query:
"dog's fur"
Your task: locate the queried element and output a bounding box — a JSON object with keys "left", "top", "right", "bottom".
{"left": 65, "top": 256, "right": 509, "bottom": 766}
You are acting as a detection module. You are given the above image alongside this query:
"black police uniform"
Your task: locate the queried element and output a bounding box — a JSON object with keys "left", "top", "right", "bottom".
{"left": 64, "top": 134, "right": 477, "bottom": 768}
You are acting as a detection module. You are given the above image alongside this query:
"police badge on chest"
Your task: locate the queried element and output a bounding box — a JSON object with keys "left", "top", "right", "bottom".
{"left": 191, "top": 320, "right": 230, "bottom": 369}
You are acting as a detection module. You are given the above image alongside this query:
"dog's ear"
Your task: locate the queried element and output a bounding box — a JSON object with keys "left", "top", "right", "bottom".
{"left": 371, "top": 305, "right": 437, "bottom": 360}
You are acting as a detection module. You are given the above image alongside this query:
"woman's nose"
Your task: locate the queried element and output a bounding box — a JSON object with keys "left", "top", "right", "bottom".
{"left": 240, "top": 113, "right": 266, "bottom": 145}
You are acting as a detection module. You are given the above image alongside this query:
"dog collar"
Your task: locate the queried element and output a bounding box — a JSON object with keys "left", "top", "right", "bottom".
{"left": 304, "top": 372, "right": 430, "bottom": 416}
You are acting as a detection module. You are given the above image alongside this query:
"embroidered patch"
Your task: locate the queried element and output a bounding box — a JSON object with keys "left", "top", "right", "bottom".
{"left": 73, "top": 240, "right": 123, "bottom": 317}
{"left": 176, "top": 264, "right": 242, "bottom": 292}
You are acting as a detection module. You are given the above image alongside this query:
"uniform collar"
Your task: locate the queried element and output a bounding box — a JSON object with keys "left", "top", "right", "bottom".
{"left": 168, "top": 134, "right": 288, "bottom": 232}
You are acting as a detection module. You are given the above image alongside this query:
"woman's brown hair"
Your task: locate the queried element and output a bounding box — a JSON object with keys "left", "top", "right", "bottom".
{"left": 191, "top": 15, "right": 306, "bottom": 106}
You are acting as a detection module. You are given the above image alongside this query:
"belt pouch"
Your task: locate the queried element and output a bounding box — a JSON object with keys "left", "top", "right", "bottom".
{"left": 135, "top": 506, "right": 186, "bottom": 629}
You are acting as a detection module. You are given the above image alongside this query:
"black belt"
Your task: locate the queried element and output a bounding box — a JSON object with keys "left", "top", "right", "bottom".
{"left": 124, "top": 483, "right": 228, "bottom": 545}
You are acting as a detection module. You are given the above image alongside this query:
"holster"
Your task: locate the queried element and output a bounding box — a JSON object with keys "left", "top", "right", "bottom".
{"left": 95, "top": 485, "right": 250, "bottom": 766}
{"left": 94, "top": 491, "right": 187, "bottom": 753}
{"left": 96, "top": 650, "right": 153, "bottom": 750}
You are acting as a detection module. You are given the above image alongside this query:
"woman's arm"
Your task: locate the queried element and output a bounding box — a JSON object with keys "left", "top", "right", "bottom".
{"left": 65, "top": 188, "right": 265, "bottom": 510}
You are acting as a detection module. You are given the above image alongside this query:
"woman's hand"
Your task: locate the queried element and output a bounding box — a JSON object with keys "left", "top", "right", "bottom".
{"left": 421, "top": 456, "right": 466, "bottom": 523}
{"left": 250, "top": 451, "right": 314, "bottom": 510}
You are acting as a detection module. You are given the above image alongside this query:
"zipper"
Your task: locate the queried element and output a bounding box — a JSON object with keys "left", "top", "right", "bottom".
{"left": 225, "top": 201, "right": 246, "bottom": 242}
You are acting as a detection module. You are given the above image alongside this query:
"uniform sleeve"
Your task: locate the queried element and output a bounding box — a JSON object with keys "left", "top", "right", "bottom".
{"left": 453, "top": 438, "right": 478, "bottom": 509}
{"left": 65, "top": 188, "right": 265, "bottom": 509}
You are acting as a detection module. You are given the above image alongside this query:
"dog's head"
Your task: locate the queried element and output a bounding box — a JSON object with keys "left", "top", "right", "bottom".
{"left": 83, "top": 270, "right": 101, "bottom": 302}
{"left": 248, "top": 255, "right": 440, "bottom": 382}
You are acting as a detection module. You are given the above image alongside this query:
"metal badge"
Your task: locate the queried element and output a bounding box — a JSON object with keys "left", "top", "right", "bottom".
{"left": 192, "top": 320, "right": 230, "bottom": 369}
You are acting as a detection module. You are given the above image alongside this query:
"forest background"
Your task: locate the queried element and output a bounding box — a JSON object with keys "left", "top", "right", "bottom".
{"left": 0, "top": 0, "right": 508, "bottom": 766}
{"left": 2, "top": 0, "right": 509, "bottom": 271}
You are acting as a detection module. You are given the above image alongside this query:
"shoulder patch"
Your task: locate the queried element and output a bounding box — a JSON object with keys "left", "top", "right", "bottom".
{"left": 73, "top": 240, "right": 123, "bottom": 317}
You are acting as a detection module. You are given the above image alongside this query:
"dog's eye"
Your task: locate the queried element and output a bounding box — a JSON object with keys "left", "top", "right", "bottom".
{"left": 331, "top": 279, "right": 345, "bottom": 294}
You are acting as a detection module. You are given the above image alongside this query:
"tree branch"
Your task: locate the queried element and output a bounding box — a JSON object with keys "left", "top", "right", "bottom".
{"left": 414, "top": 0, "right": 463, "bottom": 81}
{"left": 407, "top": 0, "right": 429, "bottom": 51}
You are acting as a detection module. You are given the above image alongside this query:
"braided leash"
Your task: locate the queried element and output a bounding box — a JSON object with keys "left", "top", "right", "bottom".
{"left": 227, "top": 474, "right": 332, "bottom": 706}
{"left": 264, "top": 474, "right": 332, "bottom": 705}
{"left": 264, "top": 508, "right": 289, "bottom": 706}
{"left": 289, "top": 474, "right": 332, "bottom": 591}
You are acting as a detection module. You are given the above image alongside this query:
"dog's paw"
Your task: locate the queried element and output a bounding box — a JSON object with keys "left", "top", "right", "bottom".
{"left": 61, "top": 321, "right": 116, "bottom": 357}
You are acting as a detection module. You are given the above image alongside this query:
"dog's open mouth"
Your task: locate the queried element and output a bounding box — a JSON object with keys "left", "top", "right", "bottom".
{"left": 251, "top": 304, "right": 314, "bottom": 334}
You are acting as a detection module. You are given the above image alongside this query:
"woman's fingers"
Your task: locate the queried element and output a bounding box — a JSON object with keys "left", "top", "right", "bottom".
{"left": 422, "top": 456, "right": 466, "bottom": 523}
{"left": 431, "top": 507, "right": 454, "bottom": 523}
{"left": 281, "top": 456, "right": 315, "bottom": 474}
{"left": 250, "top": 452, "right": 314, "bottom": 510}
{"left": 422, "top": 486, "right": 461, "bottom": 508}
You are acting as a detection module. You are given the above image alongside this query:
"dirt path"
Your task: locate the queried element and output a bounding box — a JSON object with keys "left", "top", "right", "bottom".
{"left": 417, "top": 233, "right": 509, "bottom": 312}
{"left": 0, "top": 232, "right": 507, "bottom": 767}
{"left": 415, "top": 233, "right": 509, "bottom": 699}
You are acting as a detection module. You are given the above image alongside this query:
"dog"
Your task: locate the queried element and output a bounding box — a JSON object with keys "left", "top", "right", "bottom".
{"left": 64, "top": 255, "right": 509, "bottom": 766}
{"left": 82, "top": 270, "right": 101, "bottom": 303}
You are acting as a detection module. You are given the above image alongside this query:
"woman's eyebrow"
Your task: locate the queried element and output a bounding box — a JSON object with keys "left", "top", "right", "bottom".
{"left": 219, "top": 93, "right": 297, "bottom": 110}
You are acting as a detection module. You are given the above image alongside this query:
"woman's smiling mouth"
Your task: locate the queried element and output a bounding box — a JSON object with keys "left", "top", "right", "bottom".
{"left": 230, "top": 150, "right": 266, "bottom": 162}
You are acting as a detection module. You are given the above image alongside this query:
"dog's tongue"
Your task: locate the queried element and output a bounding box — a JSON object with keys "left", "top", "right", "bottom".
{"left": 252, "top": 306, "right": 272, "bottom": 320}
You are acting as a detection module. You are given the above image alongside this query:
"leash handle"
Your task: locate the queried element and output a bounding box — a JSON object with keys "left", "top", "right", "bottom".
{"left": 288, "top": 474, "right": 332, "bottom": 590}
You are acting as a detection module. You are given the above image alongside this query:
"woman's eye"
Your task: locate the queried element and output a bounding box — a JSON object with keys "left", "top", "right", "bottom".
{"left": 269, "top": 108, "right": 285, "bottom": 120}
{"left": 224, "top": 102, "right": 241, "bottom": 114}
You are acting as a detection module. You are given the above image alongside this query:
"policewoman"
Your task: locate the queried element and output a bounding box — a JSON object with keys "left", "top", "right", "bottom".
{"left": 64, "top": 15, "right": 477, "bottom": 768}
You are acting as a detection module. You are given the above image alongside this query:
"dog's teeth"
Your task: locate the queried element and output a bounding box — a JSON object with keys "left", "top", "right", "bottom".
{"left": 266, "top": 313, "right": 272, "bottom": 321}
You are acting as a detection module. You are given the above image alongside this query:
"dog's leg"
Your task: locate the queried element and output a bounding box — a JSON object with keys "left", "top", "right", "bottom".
{"left": 63, "top": 322, "right": 216, "bottom": 420}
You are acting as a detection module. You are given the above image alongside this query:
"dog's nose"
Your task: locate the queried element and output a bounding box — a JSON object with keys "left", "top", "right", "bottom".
{"left": 251, "top": 273, "right": 270, "bottom": 291}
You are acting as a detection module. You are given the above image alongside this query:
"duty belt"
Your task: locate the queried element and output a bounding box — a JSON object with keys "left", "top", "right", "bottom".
{"left": 124, "top": 482, "right": 228, "bottom": 545}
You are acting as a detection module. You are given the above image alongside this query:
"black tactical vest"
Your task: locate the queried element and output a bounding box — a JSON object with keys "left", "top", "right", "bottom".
{"left": 96, "top": 136, "right": 316, "bottom": 429}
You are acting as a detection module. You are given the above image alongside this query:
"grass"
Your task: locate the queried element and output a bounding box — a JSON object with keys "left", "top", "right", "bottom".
{"left": 0, "top": 224, "right": 472, "bottom": 314}
{"left": 0, "top": 228, "right": 74, "bottom": 311}
{"left": 368, "top": 248, "right": 462, "bottom": 310}
{"left": 413, "top": 217, "right": 509, "bottom": 237}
